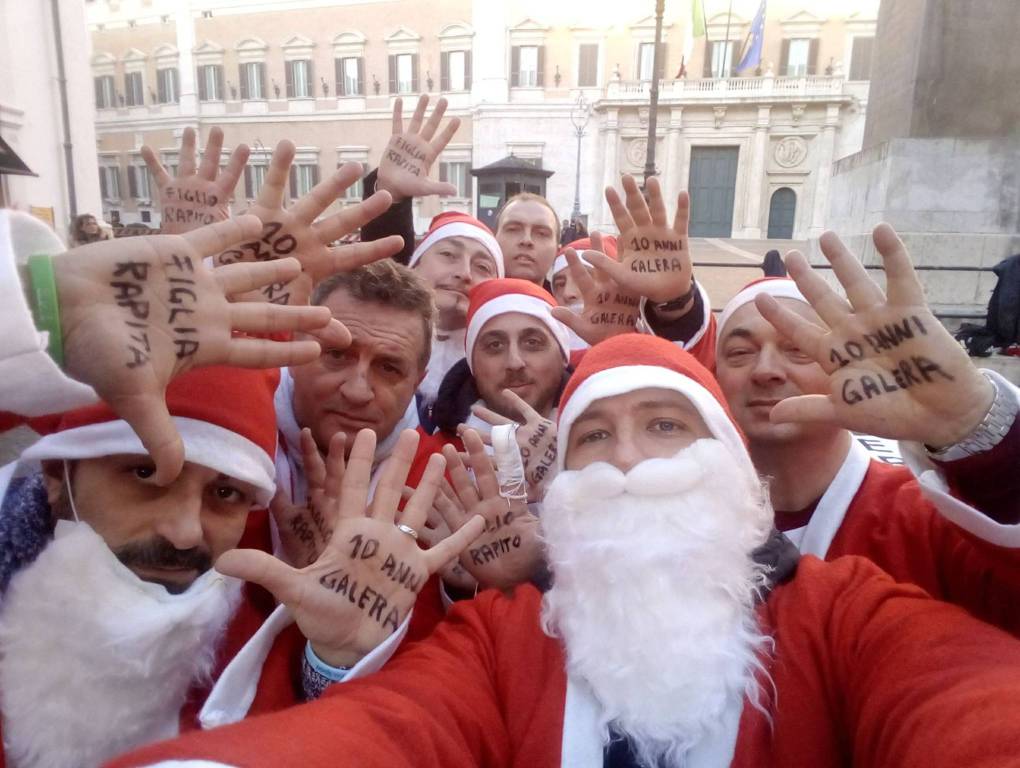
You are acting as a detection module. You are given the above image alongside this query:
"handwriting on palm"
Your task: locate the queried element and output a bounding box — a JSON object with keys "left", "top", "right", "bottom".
{"left": 601, "top": 176, "right": 693, "bottom": 304}
{"left": 141, "top": 127, "right": 248, "bottom": 235}
{"left": 757, "top": 224, "right": 994, "bottom": 447}
{"left": 216, "top": 429, "right": 484, "bottom": 667}
{"left": 377, "top": 95, "right": 461, "bottom": 200}
{"left": 551, "top": 237, "right": 641, "bottom": 347}
{"left": 213, "top": 140, "right": 403, "bottom": 306}
{"left": 439, "top": 430, "right": 543, "bottom": 592}
{"left": 56, "top": 218, "right": 333, "bottom": 484}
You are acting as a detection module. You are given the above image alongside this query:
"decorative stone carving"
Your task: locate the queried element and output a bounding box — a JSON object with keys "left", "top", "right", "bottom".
{"left": 625, "top": 138, "right": 648, "bottom": 167}
{"left": 791, "top": 103, "right": 806, "bottom": 123}
{"left": 773, "top": 136, "right": 808, "bottom": 168}
{"left": 713, "top": 105, "right": 726, "bottom": 128}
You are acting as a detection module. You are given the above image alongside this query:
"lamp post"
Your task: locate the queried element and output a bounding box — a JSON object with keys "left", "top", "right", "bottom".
{"left": 643, "top": 0, "right": 666, "bottom": 185}
{"left": 569, "top": 91, "right": 592, "bottom": 221}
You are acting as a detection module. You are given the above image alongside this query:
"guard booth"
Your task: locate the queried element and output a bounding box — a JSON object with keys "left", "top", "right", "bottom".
{"left": 471, "top": 155, "right": 554, "bottom": 231}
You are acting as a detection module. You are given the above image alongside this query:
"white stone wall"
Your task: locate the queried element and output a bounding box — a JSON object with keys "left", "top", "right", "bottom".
{"left": 0, "top": 0, "right": 102, "bottom": 242}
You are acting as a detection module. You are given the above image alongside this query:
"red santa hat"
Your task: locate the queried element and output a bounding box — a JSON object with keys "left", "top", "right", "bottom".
{"left": 464, "top": 278, "right": 571, "bottom": 373}
{"left": 408, "top": 211, "right": 504, "bottom": 276}
{"left": 717, "top": 277, "right": 808, "bottom": 344}
{"left": 556, "top": 334, "right": 754, "bottom": 478}
{"left": 551, "top": 235, "right": 619, "bottom": 278}
{"left": 20, "top": 367, "right": 280, "bottom": 506}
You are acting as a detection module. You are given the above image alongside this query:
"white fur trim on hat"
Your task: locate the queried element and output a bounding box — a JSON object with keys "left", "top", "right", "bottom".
{"left": 556, "top": 364, "right": 755, "bottom": 480}
{"left": 466, "top": 294, "right": 571, "bottom": 374}
{"left": 717, "top": 280, "right": 808, "bottom": 349}
{"left": 409, "top": 222, "right": 504, "bottom": 276}
{"left": 20, "top": 417, "right": 277, "bottom": 506}
{"left": 551, "top": 251, "right": 594, "bottom": 279}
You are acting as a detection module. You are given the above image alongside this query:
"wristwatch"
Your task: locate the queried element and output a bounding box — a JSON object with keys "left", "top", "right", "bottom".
{"left": 926, "top": 370, "right": 1019, "bottom": 461}
{"left": 654, "top": 277, "right": 698, "bottom": 313}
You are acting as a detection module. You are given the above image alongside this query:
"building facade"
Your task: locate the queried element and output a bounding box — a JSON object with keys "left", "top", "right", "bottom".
{"left": 88, "top": 0, "right": 876, "bottom": 240}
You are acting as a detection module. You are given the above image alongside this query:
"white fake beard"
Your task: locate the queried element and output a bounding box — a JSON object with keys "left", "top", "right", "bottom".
{"left": 0, "top": 521, "right": 243, "bottom": 768}
{"left": 540, "top": 439, "right": 775, "bottom": 768}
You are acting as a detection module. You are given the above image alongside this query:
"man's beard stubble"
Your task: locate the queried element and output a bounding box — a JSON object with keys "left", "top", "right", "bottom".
{"left": 540, "top": 439, "right": 775, "bottom": 768}
{"left": 50, "top": 483, "right": 212, "bottom": 594}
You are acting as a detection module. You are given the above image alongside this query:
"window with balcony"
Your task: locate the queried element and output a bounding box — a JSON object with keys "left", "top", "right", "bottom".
{"left": 511, "top": 45, "right": 544, "bottom": 87}
{"left": 703, "top": 40, "right": 737, "bottom": 78}
{"left": 286, "top": 59, "right": 313, "bottom": 98}
{"left": 388, "top": 52, "right": 418, "bottom": 94}
{"left": 239, "top": 62, "right": 266, "bottom": 100}
{"left": 849, "top": 36, "right": 874, "bottom": 80}
{"left": 156, "top": 67, "right": 179, "bottom": 103}
{"left": 781, "top": 38, "right": 818, "bottom": 76}
{"left": 94, "top": 75, "right": 115, "bottom": 108}
{"left": 336, "top": 56, "right": 364, "bottom": 96}
{"left": 197, "top": 64, "right": 224, "bottom": 101}
{"left": 124, "top": 71, "right": 144, "bottom": 106}
{"left": 578, "top": 43, "right": 599, "bottom": 87}
{"left": 441, "top": 50, "right": 471, "bottom": 92}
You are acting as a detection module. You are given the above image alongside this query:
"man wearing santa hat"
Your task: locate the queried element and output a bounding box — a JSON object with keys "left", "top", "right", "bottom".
{"left": 108, "top": 334, "right": 1020, "bottom": 768}
{"left": 714, "top": 224, "right": 1020, "bottom": 633}
{"left": 428, "top": 278, "right": 571, "bottom": 441}
{"left": 0, "top": 366, "right": 284, "bottom": 768}
{"left": 406, "top": 211, "right": 504, "bottom": 408}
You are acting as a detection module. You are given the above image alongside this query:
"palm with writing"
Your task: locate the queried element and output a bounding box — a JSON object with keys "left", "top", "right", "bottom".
{"left": 216, "top": 429, "right": 485, "bottom": 668}
{"left": 416, "top": 482, "right": 479, "bottom": 594}
{"left": 440, "top": 430, "right": 543, "bottom": 592}
{"left": 460, "top": 389, "right": 559, "bottom": 501}
{"left": 55, "top": 217, "right": 338, "bottom": 484}
{"left": 551, "top": 232, "right": 642, "bottom": 347}
{"left": 214, "top": 140, "right": 403, "bottom": 306}
{"left": 376, "top": 95, "right": 461, "bottom": 201}
{"left": 141, "top": 126, "right": 248, "bottom": 235}
{"left": 272, "top": 428, "right": 347, "bottom": 568}
{"left": 756, "top": 224, "right": 995, "bottom": 447}
{"left": 588, "top": 175, "right": 693, "bottom": 304}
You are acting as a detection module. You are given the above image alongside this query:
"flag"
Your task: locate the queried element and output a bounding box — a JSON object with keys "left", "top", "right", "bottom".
{"left": 692, "top": 0, "right": 706, "bottom": 38}
{"left": 737, "top": 0, "right": 767, "bottom": 73}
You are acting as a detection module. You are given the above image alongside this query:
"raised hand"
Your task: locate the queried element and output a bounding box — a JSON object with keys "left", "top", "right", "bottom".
{"left": 551, "top": 233, "right": 641, "bottom": 346}
{"left": 216, "top": 429, "right": 485, "bottom": 668}
{"left": 376, "top": 95, "right": 461, "bottom": 201}
{"left": 460, "top": 388, "right": 558, "bottom": 501}
{"left": 756, "top": 224, "right": 995, "bottom": 447}
{"left": 416, "top": 482, "right": 479, "bottom": 594}
{"left": 440, "top": 430, "right": 543, "bottom": 592}
{"left": 141, "top": 126, "right": 249, "bottom": 235}
{"left": 214, "top": 140, "right": 404, "bottom": 305}
{"left": 272, "top": 428, "right": 347, "bottom": 568}
{"left": 54, "top": 217, "right": 335, "bottom": 484}
{"left": 590, "top": 175, "right": 693, "bottom": 304}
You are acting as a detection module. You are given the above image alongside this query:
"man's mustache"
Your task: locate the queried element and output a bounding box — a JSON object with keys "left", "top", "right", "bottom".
{"left": 115, "top": 536, "right": 212, "bottom": 574}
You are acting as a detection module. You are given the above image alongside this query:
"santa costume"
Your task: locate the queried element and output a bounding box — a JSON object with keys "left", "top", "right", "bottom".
{"left": 408, "top": 211, "right": 504, "bottom": 408}
{"left": 717, "top": 277, "right": 1020, "bottom": 634}
{"left": 108, "top": 335, "right": 1020, "bottom": 768}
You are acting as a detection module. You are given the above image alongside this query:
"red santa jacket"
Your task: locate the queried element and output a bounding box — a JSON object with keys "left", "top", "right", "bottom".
{"left": 784, "top": 439, "right": 1020, "bottom": 635}
{"left": 108, "top": 555, "right": 1020, "bottom": 768}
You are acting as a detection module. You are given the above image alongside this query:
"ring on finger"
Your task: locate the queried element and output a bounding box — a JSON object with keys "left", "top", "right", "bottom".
{"left": 396, "top": 523, "right": 419, "bottom": 541}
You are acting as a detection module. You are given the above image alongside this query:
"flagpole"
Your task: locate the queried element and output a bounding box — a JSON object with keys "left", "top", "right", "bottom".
{"left": 720, "top": 0, "right": 734, "bottom": 78}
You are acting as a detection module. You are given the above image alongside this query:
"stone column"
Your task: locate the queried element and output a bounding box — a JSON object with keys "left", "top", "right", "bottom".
{"left": 175, "top": 0, "right": 197, "bottom": 118}
{"left": 600, "top": 108, "right": 619, "bottom": 227}
{"left": 809, "top": 104, "right": 840, "bottom": 235}
{"left": 742, "top": 105, "right": 771, "bottom": 238}
{"left": 663, "top": 106, "right": 683, "bottom": 203}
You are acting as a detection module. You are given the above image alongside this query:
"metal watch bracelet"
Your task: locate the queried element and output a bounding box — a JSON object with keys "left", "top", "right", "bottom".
{"left": 927, "top": 370, "right": 1019, "bottom": 461}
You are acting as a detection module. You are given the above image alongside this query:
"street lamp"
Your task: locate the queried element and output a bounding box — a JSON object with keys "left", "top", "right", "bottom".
{"left": 569, "top": 92, "right": 592, "bottom": 222}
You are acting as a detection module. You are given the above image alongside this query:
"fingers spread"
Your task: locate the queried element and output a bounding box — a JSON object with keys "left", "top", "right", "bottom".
{"left": 325, "top": 236, "right": 404, "bottom": 275}
{"left": 214, "top": 255, "right": 303, "bottom": 295}
{"left": 470, "top": 402, "right": 513, "bottom": 426}
{"left": 399, "top": 452, "right": 447, "bottom": 533}
{"left": 818, "top": 231, "right": 885, "bottom": 312}
{"left": 391, "top": 97, "right": 404, "bottom": 135}
{"left": 420, "top": 97, "right": 448, "bottom": 141}
{"left": 303, "top": 319, "right": 353, "bottom": 353}
{"left": 224, "top": 337, "right": 323, "bottom": 369}
{"left": 622, "top": 175, "right": 652, "bottom": 227}
{"left": 111, "top": 394, "right": 185, "bottom": 487}
{"left": 301, "top": 427, "right": 327, "bottom": 491}
{"left": 216, "top": 549, "right": 298, "bottom": 605}
{"left": 289, "top": 164, "right": 362, "bottom": 223}
{"left": 673, "top": 191, "right": 690, "bottom": 236}
{"left": 178, "top": 127, "right": 198, "bottom": 176}
{"left": 442, "top": 443, "right": 481, "bottom": 509}
{"left": 429, "top": 116, "right": 461, "bottom": 157}
{"left": 140, "top": 145, "right": 172, "bottom": 188}
{"left": 313, "top": 190, "right": 394, "bottom": 243}
{"left": 369, "top": 429, "right": 421, "bottom": 523}
{"left": 219, "top": 144, "right": 250, "bottom": 197}
{"left": 605, "top": 186, "right": 636, "bottom": 232}
{"left": 754, "top": 293, "right": 826, "bottom": 363}
{"left": 784, "top": 250, "right": 853, "bottom": 328}
{"left": 322, "top": 431, "right": 348, "bottom": 501}
{"left": 872, "top": 223, "right": 925, "bottom": 306}
{"left": 463, "top": 429, "right": 501, "bottom": 500}
{"left": 423, "top": 515, "right": 486, "bottom": 573}
{"left": 231, "top": 303, "right": 333, "bottom": 334}
{"left": 769, "top": 394, "right": 838, "bottom": 426}
{"left": 646, "top": 176, "right": 668, "bottom": 227}
{"left": 338, "top": 429, "right": 377, "bottom": 518}
{"left": 257, "top": 140, "right": 296, "bottom": 210}
{"left": 183, "top": 214, "right": 263, "bottom": 257}
{"left": 407, "top": 94, "right": 429, "bottom": 134}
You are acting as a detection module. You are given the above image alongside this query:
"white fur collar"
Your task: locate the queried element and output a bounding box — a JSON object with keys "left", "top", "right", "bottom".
{"left": 0, "top": 522, "right": 241, "bottom": 768}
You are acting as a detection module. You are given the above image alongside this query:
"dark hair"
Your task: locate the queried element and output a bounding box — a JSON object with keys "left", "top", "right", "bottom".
{"left": 70, "top": 213, "right": 105, "bottom": 245}
{"left": 495, "top": 192, "right": 561, "bottom": 242}
{"left": 311, "top": 260, "right": 435, "bottom": 369}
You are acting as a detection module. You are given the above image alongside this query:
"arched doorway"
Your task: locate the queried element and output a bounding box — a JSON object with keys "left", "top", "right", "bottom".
{"left": 767, "top": 187, "right": 796, "bottom": 239}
